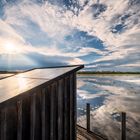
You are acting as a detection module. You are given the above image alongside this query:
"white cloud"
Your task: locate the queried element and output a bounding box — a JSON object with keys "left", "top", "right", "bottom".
{"left": 0, "top": 0, "right": 140, "bottom": 70}
{"left": 119, "top": 62, "right": 140, "bottom": 67}
{"left": 63, "top": 0, "right": 140, "bottom": 70}
{"left": 0, "top": 20, "right": 25, "bottom": 42}
{"left": 78, "top": 47, "right": 105, "bottom": 55}
{"left": 4, "top": 1, "right": 72, "bottom": 39}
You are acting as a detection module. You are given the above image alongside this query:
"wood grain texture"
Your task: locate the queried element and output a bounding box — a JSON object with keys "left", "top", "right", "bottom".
{"left": 77, "top": 125, "right": 107, "bottom": 140}
{"left": 0, "top": 108, "right": 7, "bottom": 140}
{"left": 0, "top": 65, "right": 83, "bottom": 104}
{"left": 30, "top": 92, "right": 42, "bottom": 140}
{"left": 0, "top": 104, "right": 18, "bottom": 140}
{"left": 21, "top": 96, "right": 31, "bottom": 140}
{"left": 17, "top": 100, "right": 22, "bottom": 140}
{"left": 16, "top": 66, "right": 81, "bottom": 80}
{"left": 73, "top": 73, "right": 77, "bottom": 140}
{"left": 50, "top": 82, "right": 58, "bottom": 140}
{"left": 57, "top": 79, "right": 64, "bottom": 140}
{"left": 0, "top": 65, "right": 84, "bottom": 140}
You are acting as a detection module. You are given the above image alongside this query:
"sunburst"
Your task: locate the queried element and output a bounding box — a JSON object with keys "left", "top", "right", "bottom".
{"left": 4, "top": 42, "right": 20, "bottom": 54}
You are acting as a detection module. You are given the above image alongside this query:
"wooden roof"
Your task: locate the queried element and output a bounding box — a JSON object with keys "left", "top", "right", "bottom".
{"left": 0, "top": 65, "right": 83, "bottom": 105}
{"left": 0, "top": 74, "right": 14, "bottom": 80}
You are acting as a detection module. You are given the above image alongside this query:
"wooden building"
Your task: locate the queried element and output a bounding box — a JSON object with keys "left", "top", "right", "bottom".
{"left": 0, "top": 65, "right": 84, "bottom": 140}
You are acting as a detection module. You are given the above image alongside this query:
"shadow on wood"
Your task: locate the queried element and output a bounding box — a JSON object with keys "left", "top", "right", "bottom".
{"left": 0, "top": 65, "right": 84, "bottom": 140}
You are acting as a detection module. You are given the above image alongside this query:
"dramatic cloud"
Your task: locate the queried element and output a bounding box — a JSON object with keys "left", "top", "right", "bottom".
{"left": 0, "top": 0, "right": 140, "bottom": 71}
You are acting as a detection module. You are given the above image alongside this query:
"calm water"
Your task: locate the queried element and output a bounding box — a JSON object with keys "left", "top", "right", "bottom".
{"left": 77, "top": 75, "right": 140, "bottom": 140}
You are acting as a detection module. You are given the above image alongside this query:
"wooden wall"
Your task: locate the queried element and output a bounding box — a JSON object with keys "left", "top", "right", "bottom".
{"left": 0, "top": 73, "right": 77, "bottom": 140}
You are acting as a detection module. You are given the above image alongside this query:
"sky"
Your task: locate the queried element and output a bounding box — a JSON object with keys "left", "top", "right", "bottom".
{"left": 0, "top": 0, "right": 140, "bottom": 71}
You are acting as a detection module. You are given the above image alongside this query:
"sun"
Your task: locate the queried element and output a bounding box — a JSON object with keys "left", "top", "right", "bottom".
{"left": 4, "top": 42, "right": 19, "bottom": 54}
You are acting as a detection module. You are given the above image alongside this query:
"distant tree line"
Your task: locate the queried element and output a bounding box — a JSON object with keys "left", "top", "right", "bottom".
{"left": 77, "top": 71, "right": 140, "bottom": 74}
{"left": 0, "top": 71, "right": 20, "bottom": 74}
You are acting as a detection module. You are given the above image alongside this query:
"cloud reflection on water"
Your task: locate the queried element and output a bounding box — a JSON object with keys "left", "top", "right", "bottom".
{"left": 77, "top": 75, "right": 140, "bottom": 140}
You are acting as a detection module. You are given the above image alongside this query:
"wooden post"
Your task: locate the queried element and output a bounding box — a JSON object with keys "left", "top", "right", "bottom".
{"left": 121, "top": 112, "right": 126, "bottom": 140}
{"left": 86, "top": 103, "right": 90, "bottom": 132}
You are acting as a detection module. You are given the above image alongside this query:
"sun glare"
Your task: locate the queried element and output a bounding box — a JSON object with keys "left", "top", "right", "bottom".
{"left": 4, "top": 42, "right": 20, "bottom": 54}
{"left": 17, "top": 75, "right": 27, "bottom": 90}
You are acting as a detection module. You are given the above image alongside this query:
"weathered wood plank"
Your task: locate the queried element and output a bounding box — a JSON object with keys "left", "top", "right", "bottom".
{"left": 2, "top": 105, "right": 18, "bottom": 140}
{"left": 30, "top": 94, "right": 36, "bottom": 140}
{"left": 70, "top": 74, "right": 75, "bottom": 140}
{"left": 64, "top": 76, "right": 70, "bottom": 140}
{"left": 30, "top": 91, "right": 42, "bottom": 140}
{"left": 9, "top": 106, "right": 17, "bottom": 140}
{"left": 50, "top": 83, "right": 58, "bottom": 140}
{"left": 16, "top": 66, "right": 82, "bottom": 80}
{"left": 73, "top": 73, "right": 77, "bottom": 140}
{"left": 121, "top": 112, "right": 126, "bottom": 140}
{"left": 35, "top": 91, "right": 42, "bottom": 140}
{"left": 86, "top": 103, "right": 90, "bottom": 132}
{"left": 77, "top": 125, "right": 107, "bottom": 140}
{"left": 0, "top": 108, "right": 7, "bottom": 140}
{"left": 58, "top": 79, "right": 64, "bottom": 140}
{"left": 0, "top": 65, "right": 83, "bottom": 104}
{"left": 22, "top": 96, "right": 31, "bottom": 140}
{"left": 41, "top": 86, "right": 51, "bottom": 140}
{"left": 17, "top": 100, "right": 22, "bottom": 140}
{"left": 0, "top": 110, "right": 1, "bottom": 140}
{"left": 0, "top": 65, "right": 84, "bottom": 140}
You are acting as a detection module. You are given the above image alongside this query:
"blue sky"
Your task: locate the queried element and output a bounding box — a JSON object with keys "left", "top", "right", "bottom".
{"left": 0, "top": 0, "right": 140, "bottom": 71}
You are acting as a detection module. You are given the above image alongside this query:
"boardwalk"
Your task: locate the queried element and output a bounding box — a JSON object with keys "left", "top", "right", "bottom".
{"left": 77, "top": 125, "right": 107, "bottom": 140}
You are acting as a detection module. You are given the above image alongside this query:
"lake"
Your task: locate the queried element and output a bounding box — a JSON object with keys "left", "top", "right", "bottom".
{"left": 77, "top": 74, "right": 140, "bottom": 140}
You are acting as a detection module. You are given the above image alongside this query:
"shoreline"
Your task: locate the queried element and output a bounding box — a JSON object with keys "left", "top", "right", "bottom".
{"left": 77, "top": 73, "right": 140, "bottom": 76}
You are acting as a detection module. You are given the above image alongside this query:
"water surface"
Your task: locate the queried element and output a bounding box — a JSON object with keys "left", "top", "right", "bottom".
{"left": 77, "top": 74, "right": 140, "bottom": 140}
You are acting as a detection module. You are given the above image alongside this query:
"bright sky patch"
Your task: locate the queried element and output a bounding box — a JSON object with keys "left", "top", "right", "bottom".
{"left": 0, "top": 0, "right": 140, "bottom": 71}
